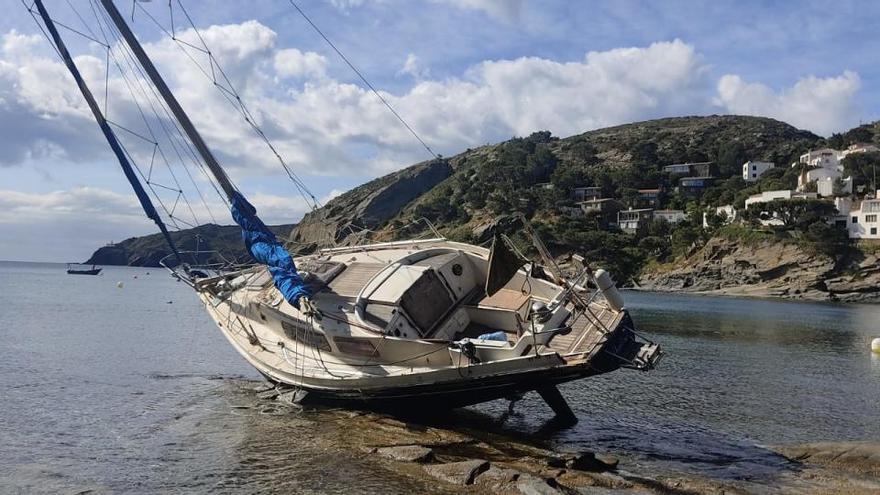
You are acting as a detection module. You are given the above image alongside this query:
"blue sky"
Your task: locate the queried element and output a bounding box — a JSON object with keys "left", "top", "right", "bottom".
{"left": 1, "top": 0, "right": 878, "bottom": 261}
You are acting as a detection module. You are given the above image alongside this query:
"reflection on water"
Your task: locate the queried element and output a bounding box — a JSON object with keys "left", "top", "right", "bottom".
{"left": 1, "top": 262, "right": 879, "bottom": 491}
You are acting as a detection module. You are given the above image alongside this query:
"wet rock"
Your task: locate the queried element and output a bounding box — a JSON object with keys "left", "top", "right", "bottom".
{"left": 564, "top": 452, "right": 617, "bottom": 472}
{"left": 516, "top": 474, "right": 562, "bottom": 495}
{"left": 594, "top": 454, "right": 619, "bottom": 470}
{"left": 375, "top": 445, "right": 434, "bottom": 463}
{"left": 474, "top": 465, "right": 521, "bottom": 488}
{"left": 255, "top": 388, "right": 280, "bottom": 400}
{"left": 276, "top": 389, "right": 307, "bottom": 405}
{"left": 774, "top": 441, "right": 880, "bottom": 477}
{"left": 423, "top": 459, "right": 489, "bottom": 485}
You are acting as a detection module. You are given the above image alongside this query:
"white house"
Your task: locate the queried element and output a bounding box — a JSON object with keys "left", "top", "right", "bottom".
{"left": 816, "top": 176, "right": 853, "bottom": 197}
{"left": 742, "top": 161, "right": 774, "bottom": 182}
{"left": 618, "top": 208, "right": 653, "bottom": 233}
{"left": 744, "top": 190, "right": 817, "bottom": 207}
{"left": 745, "top": 190, "right": 818, "bottom": 226}
{"left": 703, "top": 205, "right": 736, "bottom": 227}
{"left": 848, "top": 191, "right": 880, "bottom": 240}
{"left": 799, "top": 148, "right": 841, "bottom": 169}
{"left": 795, "top": 148, "right": 854, "bottom": 197}
{"left": 840, "top": 142, "right": 880, "bottom": 159}
{"left": 653, "top": 209, "right": 687, "bottom": 224}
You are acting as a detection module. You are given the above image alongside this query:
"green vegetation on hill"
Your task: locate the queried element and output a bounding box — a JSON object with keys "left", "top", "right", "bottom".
{"left": 293, "top": 115, "right": 880, "bottom": 284}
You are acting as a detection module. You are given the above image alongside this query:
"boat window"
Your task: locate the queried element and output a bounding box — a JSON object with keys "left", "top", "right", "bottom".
{"left": 281, "top": 320, "right": 331, "bottom": 351}
{"left": 399, "top": 270, "right": 453, "bottom": 336}
{"left": 364, "top": 304, "right": 395, "bottom": 329}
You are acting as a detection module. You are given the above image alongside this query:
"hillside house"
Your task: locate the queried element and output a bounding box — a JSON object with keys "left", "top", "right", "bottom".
{"left": 653, "top": 209, "right": 687, "bottom": 225}
{"left": 840, "top": 142, "right": 880, "bottom": 159}
{"left": 742, "top": 161, "right": 774, "bottom": 182}
{"left": 663, "top": 161, "right": 713, "bottom": 177}
{"left": 579, "top": 198, "right": 623, "bottom": 228}
{"left": 571, "top": 186, "right": 602, "bottom": 202}
{"left": 799, "top": 148, "right": 841, "bottom": 169}
{"left": 744, "top": 190, "right": 818, "bottom": 207}
{"left": 848, "top": 191, "right": 880, "bottom": 240}
{"left": 678, "top": 176, "right": 716, "bottom": 195}
{"left": 637, "top": 188, "right": 662, "bottom": 207}
{"left": 745, "top": 190, "right": 818, "bottom": 226}
{"left": 618, "top": 208, "right": 654, "bottom": 234}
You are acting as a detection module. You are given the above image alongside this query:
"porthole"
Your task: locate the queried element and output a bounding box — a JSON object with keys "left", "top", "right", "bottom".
{"left": 452, "top": 264, "right": 463, "bottom": 276}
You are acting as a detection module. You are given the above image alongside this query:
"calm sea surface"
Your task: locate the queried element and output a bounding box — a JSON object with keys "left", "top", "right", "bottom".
{"left": 1, "top": 260, "right": 879, "bottom": 493}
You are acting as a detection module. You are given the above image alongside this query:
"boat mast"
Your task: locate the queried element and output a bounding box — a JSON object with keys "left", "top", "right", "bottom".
{"left": 32, "top": 0, "right": 182, "bottom": 265}
{"left": 99, "top": 0, "right": 237, "bottom": 201}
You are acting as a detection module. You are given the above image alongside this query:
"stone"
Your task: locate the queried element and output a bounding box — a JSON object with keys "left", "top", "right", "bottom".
{"left": 375, "top": 445, "right": 434, "bottom": 463}
{"left": 594, "top": 454, "right": 619, "bottom": 470}
{"left": 515, "top": 474, "right": 562, "bottom": 495}
{"left": 474, "top": 465, "right": 521, "bottom": 488}
{"left": 423, "top": 459, "right": 489, "bottom": 485}
{"left": 255, "top": 388, "right": 280, "bottom": 400}
{"left": 566, "top": 452, "right": 615, "bottom": 472}
{"left": 276, "top": 389, "right": 308, "bottom": 405}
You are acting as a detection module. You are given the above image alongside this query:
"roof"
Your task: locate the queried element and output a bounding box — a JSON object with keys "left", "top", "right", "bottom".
{"left": 578, "top": 198, "right": 618, "bottom": 204}
{"left": 637, "top": 188, "right": 661, "bottom": 193}
{"left": 667, "top": 161, "right": 712, "bottom": 166}
{"left": 654, "top": 209, "right": 685, "bottom": 214}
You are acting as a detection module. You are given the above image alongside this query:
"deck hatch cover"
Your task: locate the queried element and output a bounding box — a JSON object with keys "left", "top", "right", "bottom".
{"left": 400, "top": 269, "right": 453, "bottom": 336}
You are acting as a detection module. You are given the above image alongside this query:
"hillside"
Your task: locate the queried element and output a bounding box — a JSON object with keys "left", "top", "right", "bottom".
{"left": 86, "top": 223, "right": 295, "bottom": 267}
{"left": 89, "top": 115, "right": 879, "bottom": 299}
{"left": 292, "top": 115, "right": 824, "bottom": 281}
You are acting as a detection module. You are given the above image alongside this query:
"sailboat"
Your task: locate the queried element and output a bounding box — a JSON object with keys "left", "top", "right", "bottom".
{"left": 33, "top": 0, "right": 661, "bottom": 420}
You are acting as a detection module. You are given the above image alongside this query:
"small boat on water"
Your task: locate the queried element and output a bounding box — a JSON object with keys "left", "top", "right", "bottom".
{"left": 66, "top": 264, "right": 102, "bottom": 276}
{"left": 32, "top": 0, "right": 662, "bottom": 419}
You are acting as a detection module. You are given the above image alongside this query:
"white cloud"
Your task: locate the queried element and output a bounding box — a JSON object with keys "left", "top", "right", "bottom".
{"left": 715, "top": 71, "right": 861, "bottom": 136}
{"left": 0, "top": 21, "right": 862, "bottom": 183}
{"left": 274, "top": 48, "right": 328, "bottom": 79}
{"left": 432, "top": 0, "right": 523, "bottom": 22}
{"left": 397, "top": 53, "right": 429, "bottom": 80}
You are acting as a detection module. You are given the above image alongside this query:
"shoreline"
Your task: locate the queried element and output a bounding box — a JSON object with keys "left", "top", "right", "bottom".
{"left": 236, "top": 380, "right": 880, "bottom": 495}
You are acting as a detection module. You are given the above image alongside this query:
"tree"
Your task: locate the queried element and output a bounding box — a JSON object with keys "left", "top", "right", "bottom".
{"left": 842, "top": 151, "right": 880, "bottom": 190}
{"left": 743, "top": 199, "right": 837, "bottom": 228}
{"left": 803, "top": 221, "right": 850, "bottom": 257}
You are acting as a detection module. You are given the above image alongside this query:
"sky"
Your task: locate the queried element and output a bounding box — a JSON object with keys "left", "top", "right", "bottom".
{"left": 1, "top": 0, "right": 878, "bottom": 262}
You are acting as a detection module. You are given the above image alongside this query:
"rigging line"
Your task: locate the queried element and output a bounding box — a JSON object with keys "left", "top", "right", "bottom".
{"left": 137, "top": 1, "right": 320, "bottom": 210}
{"left": 22, "top": 1, "right": 63, "bottom": 60}
{"left": 101, "top": 37, "right": 203, "bottom": 228}
{"left": 23, "top": 4, "right": 110, "bottom": 47}
{"left": 93, "top": 1, "right": 225, "bottom": 218}
{"left": 24, "top": 1, "right": 195, "bottom": 230}
{"left": 288, "top": 0, "right": 440, "bottom": 161}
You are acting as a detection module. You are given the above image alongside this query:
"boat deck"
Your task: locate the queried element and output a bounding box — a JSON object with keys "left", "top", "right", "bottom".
{"left": 545, "top": 302, "right": 622, "bottom": 357}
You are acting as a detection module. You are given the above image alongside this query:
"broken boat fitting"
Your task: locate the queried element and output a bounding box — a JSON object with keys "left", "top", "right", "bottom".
{"left": 594, "top": 268, "right": 624, "bottom": 311}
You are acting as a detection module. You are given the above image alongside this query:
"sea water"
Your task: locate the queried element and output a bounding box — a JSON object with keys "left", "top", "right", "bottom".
{"left": 1, "top": 261, "right": 878, "bottom": 492}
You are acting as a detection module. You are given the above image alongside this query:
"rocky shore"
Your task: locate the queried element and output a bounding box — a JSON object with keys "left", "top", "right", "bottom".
{"left": 637, "top": 236, "right": 880, "bottom": 303}
{"left": 239, "top": 380, "right": 880, "bottom": 494}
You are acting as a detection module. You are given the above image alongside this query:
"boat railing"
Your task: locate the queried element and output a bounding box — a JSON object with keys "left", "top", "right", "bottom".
{"left": 159, "top": 250, "right": 255, "bottom": 287}
{"left": 285, "top": 217, "right": 446, "bottom": 256}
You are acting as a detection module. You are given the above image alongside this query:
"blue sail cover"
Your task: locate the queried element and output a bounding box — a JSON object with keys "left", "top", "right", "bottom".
{"left": 230, "top": 192, "right": 310, "bottom": 308}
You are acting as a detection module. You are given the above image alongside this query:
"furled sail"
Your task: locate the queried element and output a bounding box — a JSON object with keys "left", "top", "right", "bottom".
{"left": 230, "top": 192, "right": 310, "bottom": 308}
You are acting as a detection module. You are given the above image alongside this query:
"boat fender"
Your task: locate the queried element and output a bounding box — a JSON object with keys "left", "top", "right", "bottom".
{"left": 872, "top": 338, "right": 880, "bottom": 354}
{"left": 594, "top": 269, "right": 624, "bottom": 311}
{"left": 477, "top": 331, "right": 508, "bottom": 342}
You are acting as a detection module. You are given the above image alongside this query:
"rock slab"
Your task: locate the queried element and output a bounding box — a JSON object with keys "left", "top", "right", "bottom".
{"left": 375, "top": 445, "right": 434, "bottom": 463}
{"left": 423, "top": 459, "right": 489, "bottom": 485}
